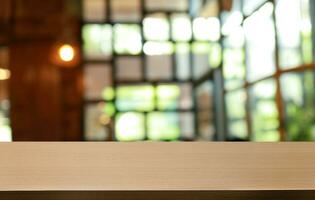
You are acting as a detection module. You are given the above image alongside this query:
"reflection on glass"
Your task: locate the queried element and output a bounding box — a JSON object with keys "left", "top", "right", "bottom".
{"left": 176, "top": 43, "right": 190, "bottom": 80}
{"left": 111, "top": 0, "right": 140, "bottom": 22}
{"left": 82, "top": 24, "right": 112, "bottom": 59}
{"left": 83, "top": 0, "right": 106, "bottom": 22}
{"left": 147, "top": 112, "right": 180, "bottom": 141}
{"left": 196, "top": 81, "right": 214, "bottom": 140}
{"left": 116, "top": 57, "right": 142, "bottom": 81}
{"left": 193, "top": 17, "right": 220, "bottom": 41}
{"left": 156, "top": 84, "right": 192, "bottom": 110}
{"left": 114, "top": 24, "right": 142, "bottom": 55}
{"left": 171, "top": 14, "right": 192, "bottom": 41}
{"left": 180, "top": 112, "right": 195, "bottom": 140}
{"left": 192, "top": 42, "right": 210, "bottom": 79}
{"left": 144, "top": 14, "right": 169, "bottom": 41}
{"left": 146, "top": 53, "right": 172, "bottom": 80}
{"left": 84, "top": 103, "right": 110, "bottom": 141}
{"left": 116, "top": 112, "right": 145, "bottom": 141}
{"left": 244, "top": 3, "right": 276, "bottom": 82}
{"left": 84, "top": 64, "right": 112, "bottom": 100}
{"left": 226, "top": 90, "right": 247, "bottom": 139}
{"left": 116, "top": 85, "right": 154, "bottom": 111}
{"left": 281, "top": 71, "right": 315, "bottom": 141}
{"left": 250, "top": 79, "right": 279, "bottom": 141}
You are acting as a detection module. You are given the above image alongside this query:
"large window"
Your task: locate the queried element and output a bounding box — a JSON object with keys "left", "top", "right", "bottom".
{"left": 81, "top": 0, "right": 220, "bottom": 141}
{"left": 82, "top": 0, "right": 315, "bottom": 141}
{"left": 224, "top": 0, "right": 315, "bottom": 141}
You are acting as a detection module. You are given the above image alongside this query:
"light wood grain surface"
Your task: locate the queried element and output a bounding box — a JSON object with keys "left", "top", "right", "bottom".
{"left": 0, "top": 142, "right": 314, "bottom": 191}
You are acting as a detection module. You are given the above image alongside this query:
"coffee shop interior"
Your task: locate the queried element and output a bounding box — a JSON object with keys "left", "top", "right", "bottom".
{"left": 0, "top": 0, "right": 315, "bottom": 142}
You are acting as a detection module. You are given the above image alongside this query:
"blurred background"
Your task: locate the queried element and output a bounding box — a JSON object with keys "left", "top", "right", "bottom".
{"left": 0, "top": 0, "right": 315, "bottom": 142}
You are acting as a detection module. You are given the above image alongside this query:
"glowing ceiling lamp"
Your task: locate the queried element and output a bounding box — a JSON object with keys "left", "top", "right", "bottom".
{"left": 58, "top": 44, "right": 75, "bottom": 62}
{"left": 0, "top": 68, "right": 10, "bottom": 80}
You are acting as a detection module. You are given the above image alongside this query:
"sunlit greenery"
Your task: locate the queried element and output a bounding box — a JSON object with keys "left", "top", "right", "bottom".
{"left": 116, "top": 85, "right": 155, "bottom": 112}
{"left": 157, "top": 85, "right": 180, "bottom": 110}
{"left": 250, "top": 79, "right": 280, "bottom": 141}
{"left": 223, "top": 48, "right": 245, "bottom": 90}
{"left": 82, "top": 24, "right": 112, "bottom": 59}
{"left": 102, "top": 87, "right": 115, "bottom": 101}
{"left": 147, "top": 112, "right": 180, "bottom": 141}
{"left": 281, "top": 71, "right": 315, "bottom": 141}
{"left": 116, "top": 112, "right": 145, "bottom": 141}
{"left": 226, "top": 90, "right": 247, "bottom": 139}
{"left": 114, "top": 24, "right": 142, "bottom": 55}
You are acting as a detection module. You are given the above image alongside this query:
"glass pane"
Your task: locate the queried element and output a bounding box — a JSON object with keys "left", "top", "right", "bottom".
{"left": 276, "top": 0, "right": 302, "bottom": 68}
{"left": 196, "top": 81, "right": 214, "bottom": 140}
{"left": 114, "top": 24, "right": 142, "bottom": 55}
{"left": 83, "top": 0, "right": 106, "bottom": 22}
{"left": 143, "top": 41, "right": 174, "bottom": 55}
{"left": 116, "top": 112, "right": 145, "bottom": 141}
{"left": 244, "top": 3, "right": 276, "bottom": 82}
{"left": 226, "top": 90, "right": 247, "bottom": 139}
{"left": 300, "top": 0, "right": 312, "bottom": 63}
{"left": 221, "top": 0, "right": 242, "bottom": 36}
{"left": 146, "top": 55, "right": 172, "bottom": 80}
{"left": 171, "top": 14, "right": 192, "bottom": 41}
{"left": 192, "top": 42, "right": 210, "bottom": 79}
{"left": 250, "top": 79, "right": 279, "bottom": 141}
{"left": 281, "top": 71, "right": 315, "bottom": 141}
{"left": 145, "top": 0, "right": 188, "bottom": 11}
{"left": 156, "top": 83, "right": 192, "bottom": 110}
{"left": 180, "top": 112, "right": 195, "bottom": 140}
{"left": 82, "top": 24, "right": 112, "bottom": 60}
{"left": 84, "top": 103, "right": 111, "bottom": 141}
{"left": 209, "top": 42, "right": 222, "bottom": 68}
{"left": 84, "top": 64, "right": 112, "bottom": 100}
{"left": 144, "top": 14, "right": 169, "bottom": 41}
{"left": 223, "top": 27, "right": 245, "bottom": 90}
{"left": 147, "top": 112, "right": 180, "bottom": 141}
{"left": 111, "top": 0, "right": 140, "bottom": 22}
{"left": 243, "top": 0, "right": 267, "bottom": 16}
{"left": 116, "top": 85, "right": 154, "bottom": 111}
{"left": 175, "top": 43, "right": 190, "bottom": 80}
{"left": 193, "top": 17, "right": 220, "bottom": 41}
{"left": 116, "top": 57, "right": 142, "bottom": 81}
{"left": 145, "top": 42, "right": 173, "bottom": 80}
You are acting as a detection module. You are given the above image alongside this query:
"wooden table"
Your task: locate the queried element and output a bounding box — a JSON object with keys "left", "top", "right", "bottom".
{"left": 0, "top": 142, "right": 314, "bottom": 199}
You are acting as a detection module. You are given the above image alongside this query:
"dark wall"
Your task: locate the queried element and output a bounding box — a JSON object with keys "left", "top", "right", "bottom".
{"left": 9, "top": 0, "right": 83, "bottom": 141}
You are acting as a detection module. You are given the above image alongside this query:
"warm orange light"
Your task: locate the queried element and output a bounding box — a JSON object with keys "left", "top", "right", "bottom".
{"left": 0, "top": 68, "right": 10, "bottom": 80}
{"left": 58, "top": 44, "right": 75, "bottom": 62}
